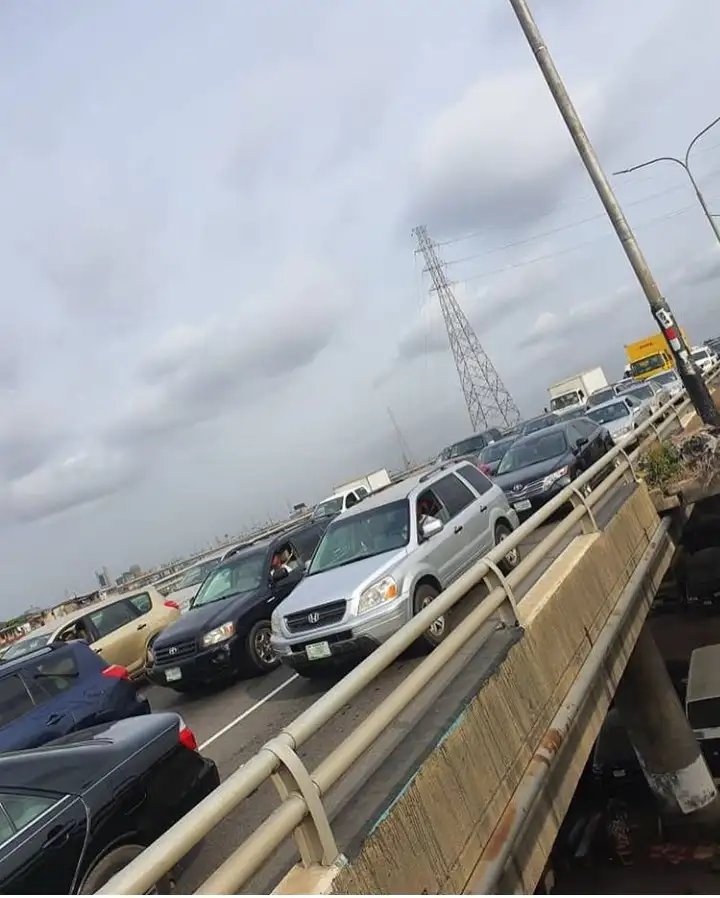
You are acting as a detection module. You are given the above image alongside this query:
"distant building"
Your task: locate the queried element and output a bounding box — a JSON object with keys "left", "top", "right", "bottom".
{"left": 128, "top": 564, "right": 142, "bottom": 577}
{"left": 96, "top": 567, "right": 113, "bottom": 589}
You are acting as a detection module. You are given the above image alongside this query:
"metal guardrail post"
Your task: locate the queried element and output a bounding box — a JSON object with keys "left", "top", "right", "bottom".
{"left": 482, "top": 559, "right": 519, "bottom": 623}
{"left": 266, "top": 740, "right": 338, "bottom": 867}
{"left": 567, "top": 484, "right": 598, "bottom": 534}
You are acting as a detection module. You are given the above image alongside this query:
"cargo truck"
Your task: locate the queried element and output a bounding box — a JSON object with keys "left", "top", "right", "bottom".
{"left": 625, "top": 329, "right": 688, "bottom": 381}
{"left": 548, "top": 367, "right": 608, "bottom": 414}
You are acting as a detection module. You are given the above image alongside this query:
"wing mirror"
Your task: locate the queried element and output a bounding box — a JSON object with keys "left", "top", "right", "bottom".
{"left": 575, "top": 437, "right": 588, "bottom": 450}
{"left": 420, "top": 517, "right": 444, "bottom": 540}
{"left": 270, "top": 566, "right": 289, "bottom": 584}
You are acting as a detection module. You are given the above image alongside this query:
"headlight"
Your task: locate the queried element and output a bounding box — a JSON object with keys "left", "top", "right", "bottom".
{"left": 358, "top": 576, "right": 398, "bottom": 614}
{"left": 271, "top": 609, "right": 282, "bottom": 635}
{"left": 614, "top": 423, "right": 633, "bottom": 437}
{"left": 201, "top": 621, "right": 235, "bottom": 647}
{"left": 542, "top": 466, "right": 570, "bottom": 490}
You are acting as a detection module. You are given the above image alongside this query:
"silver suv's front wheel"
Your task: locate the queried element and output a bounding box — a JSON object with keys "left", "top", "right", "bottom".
{"left": 413, "top": 583, "right": 447, "bottom": 650}
{"left": 495, "top": 522, "right": 520, "bottom": 574}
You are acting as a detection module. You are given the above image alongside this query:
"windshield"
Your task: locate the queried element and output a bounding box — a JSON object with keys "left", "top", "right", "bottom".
{"left": 2, "top": 633, "right": 52, "bottom": 661}
{"left": 630, "top": 353, "right": 664, "bottom": 377}
{"left": 313, "top": 497, "right": 343, "bottom": 519}
{"left": 192, "top": 552, "right": 266, "bottom": 606}
{"left": 309, "top": 499, "right": 410, "bottom": 575}
{"left": 442, "top": 435, "right": 486, "bottom": 459}
{"left": 588, "top": 387, "right": 616, "bottom": 407}
{"left": 653, "top": 371, "right": 679, "bottom": 386}
{"left": 550, "top": 392, "right": 580, "bottom": 411}
{"left": 627, "top": 385, "right": 652, "bottom": 401}
{"left": 692, "top": 349, "right": 709, "bottom": 363}
{"left": 479, "top": 440, "right": 513, "bottom": 464}
{"left": 497, "top": 431, "right": 568, "bottom": 474}
{"left": 587, "top": 402, "right": 629, "bottom": 425}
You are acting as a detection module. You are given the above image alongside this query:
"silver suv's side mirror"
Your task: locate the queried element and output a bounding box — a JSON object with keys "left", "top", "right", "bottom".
{"left": 420, "top": 517, "right": 444, "bottom": 541}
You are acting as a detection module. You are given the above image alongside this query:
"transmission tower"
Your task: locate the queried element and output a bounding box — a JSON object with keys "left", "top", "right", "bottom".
{"left": 413, "top": 225, "right": 521, "bottom": 431}
{"left": 387, "top": 407, "right": 414, "bottom": 470}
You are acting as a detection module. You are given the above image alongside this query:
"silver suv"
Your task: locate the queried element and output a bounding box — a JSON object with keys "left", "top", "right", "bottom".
{"left": 270, "top": 461, "right": 520, "bottom": 677}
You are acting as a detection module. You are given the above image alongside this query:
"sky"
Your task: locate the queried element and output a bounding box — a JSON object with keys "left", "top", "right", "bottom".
{"left": 1, "top": 0, "right": 719, "bottom": 613}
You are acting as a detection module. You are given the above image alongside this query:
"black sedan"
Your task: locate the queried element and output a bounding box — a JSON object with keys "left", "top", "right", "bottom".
{"left": 148, "top": 521, "right": 326, "bottom": 691}
{"left": 0, "top": 712, "right": 219, "bottom": 893}
{"left": 493, "top": 419, "right": 613, "bottom": 517}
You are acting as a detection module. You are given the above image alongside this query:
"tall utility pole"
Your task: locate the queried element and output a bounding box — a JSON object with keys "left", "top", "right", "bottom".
{"left": 507, "top": 0, "right": 720, "bottom": 427}
{"left": 413, "top": 225, "right": 521, "bottom": 431}
{"left": 387, "top": 407, "right": 414, "bottom": 470}
{"left": 614, "top": 115, "right": 720, "bottom": 247}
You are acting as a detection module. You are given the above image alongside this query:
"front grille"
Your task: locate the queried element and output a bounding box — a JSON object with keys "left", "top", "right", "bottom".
{"left": 154, "top": 639, "right": 197, "bottom": 664}
{"left": 285, "top": 600, "right": 347, "bottom": 634}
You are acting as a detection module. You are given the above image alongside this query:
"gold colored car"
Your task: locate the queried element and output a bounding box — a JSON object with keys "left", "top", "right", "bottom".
{"left": 2, "top": 588, "right": 180, "bottom": 677}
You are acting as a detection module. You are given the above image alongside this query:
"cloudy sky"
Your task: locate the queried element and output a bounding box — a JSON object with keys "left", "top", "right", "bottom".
{"left": 1, "top": 0, "right": 719, "bottom": 612}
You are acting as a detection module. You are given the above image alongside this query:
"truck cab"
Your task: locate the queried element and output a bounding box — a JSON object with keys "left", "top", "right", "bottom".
{"left": 624, "top": 331, "right": 687, "bottom": 381}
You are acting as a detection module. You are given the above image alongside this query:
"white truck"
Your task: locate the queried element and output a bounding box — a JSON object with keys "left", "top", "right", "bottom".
{"left": 548, "top": 367, "right": 608, "bottom": 414}
{"left": 314, "top": 469, "right": 393, "bottom": 521}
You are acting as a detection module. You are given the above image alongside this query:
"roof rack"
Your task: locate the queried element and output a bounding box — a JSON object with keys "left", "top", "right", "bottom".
{"left": 417, "top": 456, "right": 475, "bottom": 484}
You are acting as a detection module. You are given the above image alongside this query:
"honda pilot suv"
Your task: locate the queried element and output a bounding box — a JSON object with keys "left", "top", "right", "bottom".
{"left": 271, "top": 461, "right": 520, "bottom": 677}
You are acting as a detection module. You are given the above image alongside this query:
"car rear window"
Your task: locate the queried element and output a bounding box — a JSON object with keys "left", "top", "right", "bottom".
{"left": 457, "top": 464, "right": 493, "bottom": 495}
{"left": 432, "top": 474, "right": 475, "bottom": 517}
{"left": 24, "top": 652, "right": 79, "bottom": 701}
{"left": 0, "top": 676, "right": 34, "bottom": 727}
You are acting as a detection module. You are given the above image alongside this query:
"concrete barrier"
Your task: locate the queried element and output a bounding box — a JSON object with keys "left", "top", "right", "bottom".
{"left": 325, "top": 485, "right": 673, "bottom": 894}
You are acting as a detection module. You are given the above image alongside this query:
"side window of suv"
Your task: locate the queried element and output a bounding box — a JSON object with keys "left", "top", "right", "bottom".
{"left": 128, "top": 593, "right": 152, "bottom": 616}
{"left": 87, "top": 600, "right": 137, "bottom": 639}
{"left": 0, "top": 676, "right": 34, "bottom": 728}
{"left": 432, "top": 474, "right": 475, "bottom": 518}
{"left": 457, "top": 464, "right": 493, "bottom": 496}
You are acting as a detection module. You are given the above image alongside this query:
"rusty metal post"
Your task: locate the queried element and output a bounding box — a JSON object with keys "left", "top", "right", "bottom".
{"left": 614, "top": 627, "right": 720, "bottom": 820}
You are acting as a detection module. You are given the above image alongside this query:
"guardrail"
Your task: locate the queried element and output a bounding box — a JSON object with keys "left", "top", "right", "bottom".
{"left": 101, "top": 367, "right": 720, "bottom": 895}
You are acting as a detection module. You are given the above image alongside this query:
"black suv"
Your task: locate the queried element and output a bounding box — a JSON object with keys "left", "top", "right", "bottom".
{"left": 147, "top": 522, "right": 326, "bottom": 691}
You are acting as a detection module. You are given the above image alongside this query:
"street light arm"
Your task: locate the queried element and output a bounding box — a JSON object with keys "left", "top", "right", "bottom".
{"left": 685, "top": 114, "right": 720, "bottom": 166}
{"left": 613, "top": 156, "right": 685, "bottom": 176}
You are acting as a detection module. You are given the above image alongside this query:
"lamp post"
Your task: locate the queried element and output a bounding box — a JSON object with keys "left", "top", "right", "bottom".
{"left": 614, "top": 115, "right": 720, "bottom": 247}
{"left": 506, "top": 0, "right": 720, "bottom": 427}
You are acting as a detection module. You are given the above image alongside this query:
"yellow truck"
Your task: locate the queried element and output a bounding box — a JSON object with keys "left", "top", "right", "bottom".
{"left": 624, "top": 329, "right": 688, "bottom": 381}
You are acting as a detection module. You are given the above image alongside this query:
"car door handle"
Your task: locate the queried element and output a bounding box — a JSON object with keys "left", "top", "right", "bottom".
{"left": 46, "top": 713, "right": 65, "bottom": 725}
{"left": 478, "top": 505, "right": 487, "bottom": 513}
{"left": 44, "top": 824, "right": 71, "bottom": 848}
{"left": 454, "top": 525, "right": 464, "bottom": 534}
{"left": 136, "top": 623, "right": 147, "bottom": 630}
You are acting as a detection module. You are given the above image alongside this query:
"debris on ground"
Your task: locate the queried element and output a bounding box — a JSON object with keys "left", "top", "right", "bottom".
{"left": 641, "top": 426, "right": 720, "bottom": 507}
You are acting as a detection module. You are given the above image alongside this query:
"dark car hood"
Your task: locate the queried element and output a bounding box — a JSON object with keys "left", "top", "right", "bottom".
{"left": 155, "top": 589, "right": 266, "bottom": 644}
{"left": 494, "top": 452, "right": 572, "bottom": 490}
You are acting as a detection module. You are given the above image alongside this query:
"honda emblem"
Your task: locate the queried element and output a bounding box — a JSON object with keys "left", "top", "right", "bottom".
{"left": 308, "top": 612, "right": 320, "bottom": 624}
{"left": 168, "top": 646, "right": 178, "bottom": 655}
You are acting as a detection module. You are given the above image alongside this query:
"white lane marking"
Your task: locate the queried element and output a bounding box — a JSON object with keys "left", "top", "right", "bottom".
{"left": 198, "top": 674, "right": 300, "bottom": 751}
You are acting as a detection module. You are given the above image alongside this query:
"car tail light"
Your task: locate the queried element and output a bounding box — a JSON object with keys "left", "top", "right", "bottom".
{"left": 164, "top": 600, "right": 180, "bottom": 610}
{"left": 477, "top": 463, "right": 492, "bottom": 475}
{"left": 177, "top": 716, "right": 198, "bottom": 751}
{"left": 102, "top": 664, "right": 130, "bottom": 680}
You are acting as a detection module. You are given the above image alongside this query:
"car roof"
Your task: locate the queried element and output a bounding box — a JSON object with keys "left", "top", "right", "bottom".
{"left": 586, "top": 397, "right": 630, "bottom": 412}
{"left": 509, "top": 421, "right": 571, "bottom": 446}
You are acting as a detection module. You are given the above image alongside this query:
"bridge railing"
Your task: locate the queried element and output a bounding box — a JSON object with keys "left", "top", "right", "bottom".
{"left": 101, "top": 366, "right": 719, "bottom": 895}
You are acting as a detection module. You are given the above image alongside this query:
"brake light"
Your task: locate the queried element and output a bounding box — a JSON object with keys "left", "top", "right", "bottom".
{"left": 102, "top": 664, "right": 130, "bottom": 680}
{"left": 178, "top": 721, "right": 198, "bottom": 751}
{"left": 477, "top": 463, "right": 492, "bottom": 475}
{"left": 164, "top": 600, "right": 180, "bottom": 610}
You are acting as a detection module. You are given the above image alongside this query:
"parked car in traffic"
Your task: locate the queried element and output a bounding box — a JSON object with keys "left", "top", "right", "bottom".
{"left": 477, "top": 436, "right": 516, "bottom": 476}
{"left": 438, "top": 428, "right": 504, "bottom": 463}
{"left": 647, "top": 368, "right": 683, "bottom": 399}
{"left": 2, "top": 589, "right": 179, "bottom": 677}
{"left": 0, "top": 712, "right": 218, "bottom": 893}
{"left": 162, "top": 557, "right": 222, "bottom": 613}
{"left": 493, "top": 419, "right": 614, "bottom": 518}
{"left": 147, "top": 521, "right": 327, "bottom": 690}
{"left": 0, "top": 642, "right": 149, "bottom": 753}
{"left": 615, "top": 379, "right": 668, "bottom": 416}
{"left": 585, "top": 395, "right": 650, "bottom": 445}
{"left": 313, "top": 486, "right": 368, "bottom": 521}
{"left": 691, "top": 344, "right": 719, "bottom": 375}
{"left": 271, "top": 461, "right": 520, "bottom": 677}
{"left": 586, "top": 382, "right": 626, "bottom": 408}
{"left": 519, "top": 413, "right": 560, "bottom": 436}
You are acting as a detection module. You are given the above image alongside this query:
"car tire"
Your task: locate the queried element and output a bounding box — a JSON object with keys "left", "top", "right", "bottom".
{"left": 413, "top": 583, "right": 447, "bottom": 650}
{"left": 246, "top": 620, "right": 279, "bottom": 673}
{"left": 495, "top": 522, "right": 520, "bottom": 574}
{"left": 78, "top": 843, "right": 174, "bottom": 894}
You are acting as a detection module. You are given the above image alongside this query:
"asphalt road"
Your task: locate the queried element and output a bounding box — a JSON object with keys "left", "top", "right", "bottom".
{"left": 143, "top": 479, "right": 633, "bottom": 893}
